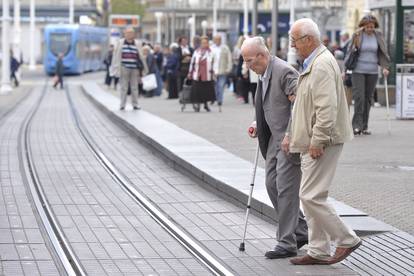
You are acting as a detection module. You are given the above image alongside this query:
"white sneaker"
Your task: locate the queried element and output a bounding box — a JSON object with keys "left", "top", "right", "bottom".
{"left": 374, "top": 102, "right": 381, "bottom": 107}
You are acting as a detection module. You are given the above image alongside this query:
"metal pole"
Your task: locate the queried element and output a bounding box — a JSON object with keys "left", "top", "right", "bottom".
{"left": 1, "top": 0, "right": 12, "bottom": 94}
{"left": 287, "top": 0, "right": 296, "bottom": 65}
{"left": 213, "top": 0, "right": 218, "bottom": 36}
{"left": 29, "top": 0, "right": 36, "bottom": 70}
{"left": 155, "top": 12, "right": 163, "bottom": 44}
{"left": 13, "top": 0, "right": 21, "bottom": 62}
{"left": 243, "top": 0, "right": 249, "bottom": 36}
{"left": 252, "top": 0, "right": 258, "bottom": 36}
{"left": 384, "top": 78, "right": 391, "bottom": 135}
{"left": 69, "top": 0, "right": 74, "bottom": 24}
{"left": 271, "top": 0, "right": 279, "bottom": 56}
{"left": 239, "top": 142, "right": 260, "bottom": 251}
{"left": 191, "top": 13, "right": 196, "bottom": 45}
{"left": 172, "top": 2, "right": 176, "bottom": 43}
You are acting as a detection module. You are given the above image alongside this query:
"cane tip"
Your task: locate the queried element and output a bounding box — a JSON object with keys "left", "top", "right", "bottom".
{"left": 239, "top": 243, "right": 245, "bottom": 251}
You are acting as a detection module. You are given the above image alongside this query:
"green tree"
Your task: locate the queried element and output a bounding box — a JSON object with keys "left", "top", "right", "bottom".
{"left": 111, "top": 0, "right": 145, "bottom": 17}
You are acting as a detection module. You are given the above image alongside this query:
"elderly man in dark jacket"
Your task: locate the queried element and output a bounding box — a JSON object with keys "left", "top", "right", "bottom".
{"left": 243, "top": 36, "right": 308, "bottom": 259}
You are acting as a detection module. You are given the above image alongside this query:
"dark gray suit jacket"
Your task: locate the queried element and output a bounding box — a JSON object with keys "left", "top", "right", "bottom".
{"left": 255, "top": 56, "right": 298, "bottom": 160}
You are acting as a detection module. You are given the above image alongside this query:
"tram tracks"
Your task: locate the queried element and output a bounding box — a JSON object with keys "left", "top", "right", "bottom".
{"left": 64, "top": 87, "right": 234, "bottom": 276}
{"left": 17, "top": 81, "right": 233, "bottom": 276}
{"left": 18, "top": 83, "right": 86, "bottom": 276}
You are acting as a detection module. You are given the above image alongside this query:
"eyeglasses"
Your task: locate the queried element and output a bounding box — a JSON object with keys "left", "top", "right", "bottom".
{"left": 290, "top": 35, "right": 308, "bottom": 44}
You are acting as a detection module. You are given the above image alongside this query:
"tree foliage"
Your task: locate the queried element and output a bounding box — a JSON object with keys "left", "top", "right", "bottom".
{"left": 111, "top": 0, "right": 145, "bottom": 17}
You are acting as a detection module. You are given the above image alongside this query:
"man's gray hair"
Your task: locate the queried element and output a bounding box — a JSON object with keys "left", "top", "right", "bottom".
{"left": 294, "top": 18, "right": 321, "bottom": 42}
{"left": 240, "top": 36, "right": 269, "bottom": 54}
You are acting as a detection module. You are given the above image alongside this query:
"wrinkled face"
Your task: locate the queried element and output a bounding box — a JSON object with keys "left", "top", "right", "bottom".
{"left": 213, "top": 36, "right": 221, "bottom": 46}
{"left": 290, "top": 27, "right": 312, "bottom": 59}
{"left": 201, "top": 38, "right": 209, "bottom": 49}
{"left": 124, "top": 29, "right": 135, "bottom": 41}
{"left": 242, "top": 48, "right": 268, "bottom": 75}
{"left": 364, "top": 22, "right": 375, "bottom": 35}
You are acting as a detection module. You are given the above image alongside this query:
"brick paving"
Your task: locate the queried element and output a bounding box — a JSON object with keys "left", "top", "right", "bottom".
{"left": 0, "top": 86, "right": 61, "bottom": 275}
{"left": 28, "top": 87, "right": 212, "bottom": 275}
{"left": 97, "top": 78, "right": 414, "bottom": 236}
{"left": 70, "top": 85, "right": 356, "bottom": 275}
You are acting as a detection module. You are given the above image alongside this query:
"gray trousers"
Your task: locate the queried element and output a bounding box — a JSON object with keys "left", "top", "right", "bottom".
{"left": 351, "top": 73, "right": 378, "bottom": 130}
{"left": 265, "top": 136, "right": 308, "bottom": 252}
{"left": 120, "top": 67, "right": 140, "bottom": 109}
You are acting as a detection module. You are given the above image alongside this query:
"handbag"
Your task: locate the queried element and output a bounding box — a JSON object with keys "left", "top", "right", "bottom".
{"left": 344, "top": 34, "right": 362, "bottom": 70}
{"left": 142, "top": 73, "right": 157, "bottom": 91}
{"left": 344, "top": 47, "right": 360, "bottom": 70}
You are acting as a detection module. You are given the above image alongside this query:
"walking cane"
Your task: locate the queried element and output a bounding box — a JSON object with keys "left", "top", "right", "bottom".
{"left": 384, "top": 77, "right": 391, "bottom": 135}
{"left": 239, "top": 140, "right": 260, "bottom": 252}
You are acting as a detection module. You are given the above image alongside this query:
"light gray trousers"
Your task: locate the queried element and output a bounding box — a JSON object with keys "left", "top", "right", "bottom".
{"left": 265, "top": 135, "right": 308, "bottom": 252}
{"left": 300, "top": 144, "right": 360, "bottom": 260}
{"left": 120, "top": 67, "right": 140, "bottom": 109}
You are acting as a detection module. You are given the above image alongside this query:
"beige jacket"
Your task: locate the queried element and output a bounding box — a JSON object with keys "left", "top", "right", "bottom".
{"left": 290, "top": 46, "right": 353, "bottom": 153}
{"left": 213, "top": 44, "right": 233, "bottom": 75}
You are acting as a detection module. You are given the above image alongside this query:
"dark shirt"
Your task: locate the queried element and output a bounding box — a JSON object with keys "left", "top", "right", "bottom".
{"left": 55, "top": 58, "right": 64, "bottom": 76}
{"left": 166, "top": 53, "right": 179, "bottom": 75}
{"left": 154, "top": 51, "right": 163, "bottom": 71}
{"left": 10, "top": 57, "right": 20, "bottom": 72}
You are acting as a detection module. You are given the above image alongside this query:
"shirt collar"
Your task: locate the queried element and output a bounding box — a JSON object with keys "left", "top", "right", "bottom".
{"left": 303, "top": 46, "right": 320, "bottom": 71}
{"left": 260, "top": 57, "right": 272, "bottom": 81}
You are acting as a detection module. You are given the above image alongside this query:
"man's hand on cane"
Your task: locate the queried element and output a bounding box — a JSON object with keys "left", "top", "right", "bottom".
{"left": 248, "top": 121, "right": 257, "bottom": 138}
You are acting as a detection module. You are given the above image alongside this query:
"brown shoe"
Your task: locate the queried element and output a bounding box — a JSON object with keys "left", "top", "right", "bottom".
{"left": 328, "top": 240, "right": 362, "bottom": 264}
{"left": 290, "top": 254, "right": 331, "bottom": 265}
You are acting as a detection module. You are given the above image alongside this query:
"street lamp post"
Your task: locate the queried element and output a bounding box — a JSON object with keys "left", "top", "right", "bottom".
{"left": 243, "top": 0, "right": 249, "bottom": 36}
{"left": 29, "top": 0, "right": 36, "bottom": 70}
{"left": 201, "top": 20, "right": 208, "bottom": 36}
{"left": 287, "top": 0, "right": 296, "bottom": 66}
{"left": 213, "top": 0, "right": 218, "bottom": 36}
{"left": 1, "top": 0, "right": 12, "bottom": 95}
{"left": 271, "top": 0, "right": 279, "bottom": 56}
{"left": 252, "top": 0, "right": 258, "bottom": 36}
{"left": 155, "top": 12, "right": 163, "bottom": 44}
{"left": 13, "top": 0, "right": 21, "bottom": 63}
{"left": 69, "top": 0, "right": 74, "bottom": 24}
{"left": 187, "top": 15, "right": 196, "bottom": 47}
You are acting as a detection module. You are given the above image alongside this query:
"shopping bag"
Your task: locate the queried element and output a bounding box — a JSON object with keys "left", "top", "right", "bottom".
{"left": 142, "top": 73, "right": 157, "bottom": 91}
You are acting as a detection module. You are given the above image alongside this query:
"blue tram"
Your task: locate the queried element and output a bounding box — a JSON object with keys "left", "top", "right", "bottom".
{"left": 44, "top": 24, "right": 109, "bottom": 75}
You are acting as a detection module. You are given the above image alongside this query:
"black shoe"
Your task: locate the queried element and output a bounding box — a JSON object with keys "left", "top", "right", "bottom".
{"left": 362, "top": 129, "right": 371, "bottom": 135}
{"left": 265, "top": 247, "right": 297, "bottom": 259}
{"left": 297, "top": 240, "right": 308, "bottom": 250}
{"left": 133, "top": 106, "right": 141, "bottom": 110}
{"left": 353, "top": 128, "right": 361, "bottom": 135}
{"left": 204, "top": 105, "right": 211, "bottom": 112}
{"left": 120, "top": 107, "right": 125, "bottom": 110}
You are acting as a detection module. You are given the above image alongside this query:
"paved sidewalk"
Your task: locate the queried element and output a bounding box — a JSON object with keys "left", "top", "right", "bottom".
{"left": 75, "top": 84, "right": 356, "bottom": 275}
{"left": 82, "top": 79, "right": 414, "bottom": 275}
{"left": 104, "top": 83, "right": 414, "bottom": 236}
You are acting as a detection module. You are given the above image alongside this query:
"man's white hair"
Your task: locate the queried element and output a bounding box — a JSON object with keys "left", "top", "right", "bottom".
{"left": 240, "top": 36, "right": 269, "bottom": 54}
{"left": 293, "top": 18, "right": 321, "bottom": 42}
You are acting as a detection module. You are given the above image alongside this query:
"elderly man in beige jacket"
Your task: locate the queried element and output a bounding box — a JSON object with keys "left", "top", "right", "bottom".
{"left": 287, "top": 18, "right": 362, "bottom": 265}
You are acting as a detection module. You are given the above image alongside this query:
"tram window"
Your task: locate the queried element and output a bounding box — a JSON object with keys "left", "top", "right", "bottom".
{"left": 50, "top": 33, "right": 72, "bottom": 57}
